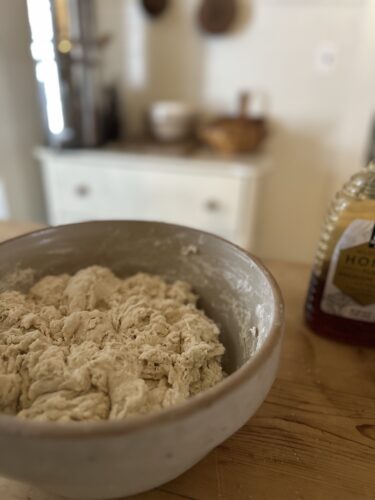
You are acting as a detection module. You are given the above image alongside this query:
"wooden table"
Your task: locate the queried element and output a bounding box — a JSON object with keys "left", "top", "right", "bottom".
{"left": 0, "top": 222, "right": 374, "bottom": 500}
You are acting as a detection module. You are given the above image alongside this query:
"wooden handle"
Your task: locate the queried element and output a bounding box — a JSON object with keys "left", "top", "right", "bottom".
{"left": 239, "top": 92, "right": 250, "bottom": 118}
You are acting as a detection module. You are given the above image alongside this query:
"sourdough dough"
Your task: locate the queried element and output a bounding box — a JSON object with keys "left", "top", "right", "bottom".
{"left": 0, "top": 266, "right": 225, "bottom": 421}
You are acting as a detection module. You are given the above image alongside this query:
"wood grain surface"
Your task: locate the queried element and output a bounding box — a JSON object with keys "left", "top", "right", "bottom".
{"left": 0, "top": 223, "right": 374, "bottom": 500}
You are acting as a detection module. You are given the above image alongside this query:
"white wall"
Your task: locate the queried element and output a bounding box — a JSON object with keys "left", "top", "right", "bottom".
{"left": 98, "top": 0, "right": 375, "bottom": 263}
{"left": 0, "top": 1, "right": 45, "bottom": 222}
{"left": 0, "top": 0, "right": 373, "bottom": 260}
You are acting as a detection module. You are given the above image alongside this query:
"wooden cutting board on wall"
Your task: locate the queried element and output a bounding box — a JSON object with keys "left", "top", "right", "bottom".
{"left": 198, "top": 0, "right": 237, "bottom": 34}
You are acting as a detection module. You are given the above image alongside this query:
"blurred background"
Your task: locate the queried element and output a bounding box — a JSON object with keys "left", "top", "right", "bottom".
{"left": 0, "top": 0, "right": 374, "bottom": 263}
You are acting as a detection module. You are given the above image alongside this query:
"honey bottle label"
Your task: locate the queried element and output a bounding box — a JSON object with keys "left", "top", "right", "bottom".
{"left": 321, "top": 219, "right": 375, "bottom": 323}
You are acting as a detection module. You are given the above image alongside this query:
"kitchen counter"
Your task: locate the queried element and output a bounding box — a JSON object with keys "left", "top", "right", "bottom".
{"left": 0, "top": 222, "right": 374, "bottom": 500}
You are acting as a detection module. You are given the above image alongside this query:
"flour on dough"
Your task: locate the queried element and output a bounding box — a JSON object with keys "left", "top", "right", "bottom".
{"left": 0, "top": 266, "right": 225, "bottom": 422}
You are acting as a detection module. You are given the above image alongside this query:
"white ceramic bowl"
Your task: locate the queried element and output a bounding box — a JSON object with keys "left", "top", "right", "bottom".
{"left": 149, "top": 101, "right": 195, "bottom": 142}
{"left": 0, "top": 221, "right": 284, "bottom": 499}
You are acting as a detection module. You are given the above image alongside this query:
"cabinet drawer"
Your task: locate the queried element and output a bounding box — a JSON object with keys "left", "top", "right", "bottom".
{"left": 53, "top": 163, "right": 111, "bottom": 215}
{"left": 106, "top": 168, "right": 242, "bottom": 239}
{"left": 46, "top": 163, "right": 243, "bottom": 241}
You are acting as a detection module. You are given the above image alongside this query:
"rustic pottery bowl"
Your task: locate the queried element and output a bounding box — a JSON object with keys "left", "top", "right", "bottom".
{"left": 149, "top": 101, "right": 195, "bottom": 142}
{"left": 0, "top": 221, "right": 284, "bottom": 499}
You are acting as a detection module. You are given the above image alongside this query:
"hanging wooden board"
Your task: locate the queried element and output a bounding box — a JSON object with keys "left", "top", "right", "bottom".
{"left": 198, "top": 0, "right": 237, "bottom": 35}
{"left": 141, "top": 0, "right": 168, "bottom": 18}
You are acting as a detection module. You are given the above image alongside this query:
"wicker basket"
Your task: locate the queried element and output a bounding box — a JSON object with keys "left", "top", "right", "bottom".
{"left": 199, "top": 93, "right": 267, "bottom": 155}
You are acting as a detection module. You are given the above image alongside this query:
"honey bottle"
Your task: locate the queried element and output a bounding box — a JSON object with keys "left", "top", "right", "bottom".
{"left": 305, "top": 160, "right": 375, "bottom": 346}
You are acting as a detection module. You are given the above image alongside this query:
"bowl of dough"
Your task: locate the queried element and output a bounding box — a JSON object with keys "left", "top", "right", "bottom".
{"left": 0, "top": 220, "right": 284, "bottom": 499}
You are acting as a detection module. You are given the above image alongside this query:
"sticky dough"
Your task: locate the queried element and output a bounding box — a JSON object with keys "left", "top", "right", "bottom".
{"left": 0, "top": 266, "right": 225, "bottom": 422}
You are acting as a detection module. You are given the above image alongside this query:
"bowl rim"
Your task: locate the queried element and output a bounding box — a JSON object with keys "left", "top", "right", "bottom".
{"left": 0, "top": 220, "right": 284, "bottom": 439}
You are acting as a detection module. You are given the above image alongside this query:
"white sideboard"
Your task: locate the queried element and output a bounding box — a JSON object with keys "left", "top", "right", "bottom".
{"left": 37, "top": 147, "right": 268, "bottom": 250}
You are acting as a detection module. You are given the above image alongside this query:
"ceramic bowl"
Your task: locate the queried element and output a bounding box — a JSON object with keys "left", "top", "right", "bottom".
{"left": 0, "top": 221, "right": 284, "bottom": 499}
{"left": 149, "top": 101, "right": 195, "bottom": 142}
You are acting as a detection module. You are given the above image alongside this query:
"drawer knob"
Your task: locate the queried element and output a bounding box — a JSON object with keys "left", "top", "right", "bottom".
{"left": 204, "top": 199, "right": 221, "bottom": 212}
{"left": 75, "top": 184, "right": 90, "bottom": 197}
